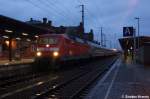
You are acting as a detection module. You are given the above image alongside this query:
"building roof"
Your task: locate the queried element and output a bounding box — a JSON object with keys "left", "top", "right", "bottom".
{"left": 0, "top": 15, "right": 53, "bottom": 39}
{"left": 119, "top": 36, "right": 150, "bottom": 50}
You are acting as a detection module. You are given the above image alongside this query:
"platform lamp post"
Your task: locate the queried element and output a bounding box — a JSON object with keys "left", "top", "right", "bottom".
{"left": 133, "top": 28, "right": 136, "bottom": 63}
{"left": 135, "top": 17, "right": 140, "bottom": 49}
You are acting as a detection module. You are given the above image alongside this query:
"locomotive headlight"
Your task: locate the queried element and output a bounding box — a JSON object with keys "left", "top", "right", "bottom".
{"left": 36, "top": 52, "right": 42, "bottom": 57}
{"left": 53, "top": 51, "right": 59, "bottom": 57}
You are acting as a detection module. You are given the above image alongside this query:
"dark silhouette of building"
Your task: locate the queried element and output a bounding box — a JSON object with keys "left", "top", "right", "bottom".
{"left": 26, "top": 18, "right": 94, "bottom": 41}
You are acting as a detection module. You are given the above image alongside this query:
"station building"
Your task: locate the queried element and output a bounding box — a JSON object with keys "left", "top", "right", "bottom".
{"left": 0, "top": 15, "right": 50, "bottom": 61}
{"left": 26, "top": 18, "right": 94, "bottom": 41}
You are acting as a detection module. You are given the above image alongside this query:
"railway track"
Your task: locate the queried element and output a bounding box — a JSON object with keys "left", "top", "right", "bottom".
{"left": 0, "top": 56, "right": 118, "bottom": 99}
{"left": 0, "top": 64, "right": 31, "bottom": 78}
{"left": 33, "top": 57, "right": 118, "bottom": 99}
{"left": 0, "top": 73, "right": 46, "bottom": 88}
{"left": 0, "top": 63, "right": 47, "bottom": 89}
{"left": 0, "top": 63, "right": 32, "bottom": 70}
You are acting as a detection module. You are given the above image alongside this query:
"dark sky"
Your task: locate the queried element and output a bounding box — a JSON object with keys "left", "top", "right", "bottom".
{"left": 0, "top": 0, "right": 149, "bottom": 48}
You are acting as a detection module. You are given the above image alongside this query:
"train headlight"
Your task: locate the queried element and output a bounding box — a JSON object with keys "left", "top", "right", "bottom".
{"left": 36, "top": 52, "right": 42, "bottom": 57}
{"left": 53, "top": 51, "right": 59, "bottom": 57}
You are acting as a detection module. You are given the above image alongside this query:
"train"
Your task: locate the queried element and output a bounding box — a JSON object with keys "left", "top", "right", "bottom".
{"left": 33, "top": 33, "right": 118, "bottom": 70}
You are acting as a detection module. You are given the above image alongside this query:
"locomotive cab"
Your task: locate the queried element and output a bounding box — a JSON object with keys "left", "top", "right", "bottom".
{"left": 35, "top": 34, "right": 62, "bottom": 59}
{"left": 34, "top": 34, "right": 63, "bottom": 70}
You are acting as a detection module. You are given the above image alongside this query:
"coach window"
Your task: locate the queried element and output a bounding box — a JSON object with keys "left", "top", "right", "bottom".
{"left": 48, "top": 38, "right": 58, "bottom": 44}
{"left": 39, "top": 38, "right": 48, "bottom": 44}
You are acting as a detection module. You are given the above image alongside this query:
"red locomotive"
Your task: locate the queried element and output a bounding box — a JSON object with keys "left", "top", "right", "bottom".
{"left": 34, "top": 33, "right": 117, "bottom": 69}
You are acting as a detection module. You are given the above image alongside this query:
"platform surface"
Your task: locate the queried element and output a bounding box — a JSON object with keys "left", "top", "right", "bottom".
{"left": 0, "top": 59, "right": 34, "bottom": 66}
{"left": 85, "top": 58, "right": 150, "bottom": 99}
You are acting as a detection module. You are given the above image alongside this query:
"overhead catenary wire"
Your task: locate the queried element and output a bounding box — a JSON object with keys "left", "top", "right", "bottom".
{"left": 25, "top": 0, "right": 68, "bottom": 23}
{"left": 38, "top": 0, "right": 69, "bottom": 20}
{"left": 84, "top": 7, "right": 102, "bottom": 41}
{"left": 57, "top": 0, "right": 81, "bottom": 25}
{"left": 44, "top": 0, "right": 79, "bottom": 25}
{"left": 83, "top": 0, "right": 108, "bottom": 45}
{"left": 25, "top": 0, "right": 49, "bottom": 16}
{"left": 26, "top": 0, "right": 101, "bottom": 34}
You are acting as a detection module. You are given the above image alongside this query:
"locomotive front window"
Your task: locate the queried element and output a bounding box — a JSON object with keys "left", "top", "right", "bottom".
{"left": 39, "top": 37, "right": 58, "bottom": 44}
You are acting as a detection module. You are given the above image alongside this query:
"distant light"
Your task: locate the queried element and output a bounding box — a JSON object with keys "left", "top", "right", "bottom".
{"left": 128, "top": 49, "right": 130, "bottom": 52}
{"left": 112, "top": 48, "right": 117, "bottom": 52}
{"left": 37, "top": 81, "right": 43, "bottom": 85}
{"left": 2, "top": 35, "right": 9, "bottom": 39}
{"left": 4, "top": 63, "right": 9, "bottom": 65}
{"left": 35, "top": 35, "right": 39, "bottom": 38}
{"left": 16, "top": 37, "right": 21, "bottom": 40}
{"left": 35, "top": 93, "right": 41, "bottom": 96}
{"left": 22, "top": 33, "right": 28, "bottom": 36}
{"left": 52, "top": 85, "right": 56, "bottom": 89}
{"left": 5, "top": 30, "right": 13, "bottom": 33}
{"left": 130, "top": 46, "right": 133, "bottom": 50}
{"left": 27, "top": 39, "right": 31, "bottom": 42}
{"left": 51, "top": 95, "right": 56, "bottom": 97}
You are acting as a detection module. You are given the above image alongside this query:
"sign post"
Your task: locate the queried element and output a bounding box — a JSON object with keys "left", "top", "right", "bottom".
{"left": 133, "top": 29, "right": 136, "bottom": 63}
{"left": 123, "top": 27, "right": 135, "bottom": 61}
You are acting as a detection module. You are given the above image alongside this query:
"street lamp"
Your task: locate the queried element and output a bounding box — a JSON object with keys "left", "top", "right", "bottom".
{"left": 135, "top": 17, "right": 140, "bottom": 48}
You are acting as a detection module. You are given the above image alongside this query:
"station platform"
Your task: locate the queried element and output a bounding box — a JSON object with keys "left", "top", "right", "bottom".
{"left": 0, "top": 59, "right": 34, "bottom": 66}
{"left": 85, "top": 57, "right": 150, "bottom": 99}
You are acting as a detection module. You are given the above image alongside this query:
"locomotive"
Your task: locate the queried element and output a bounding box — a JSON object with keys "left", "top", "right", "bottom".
{"left": 34, "top": 33, "right": 117, "bottom": 70}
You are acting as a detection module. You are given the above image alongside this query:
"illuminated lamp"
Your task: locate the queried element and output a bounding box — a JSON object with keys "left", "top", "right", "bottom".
{"left": 22, "top": 33, "right": 28, "bottom": 36}
{"left": 112, "top": 48, "right": 117, "bottom": 52}
{"left": 5, "top": 30, "right": 13, "bottom": 33}
{"left": 5, "top": 40, "right": 9, "bottom": 46}
{"left": 27, "top": 39, "right": 31, "bottom": 42}
{"left": 2, "top": 35, "right": 9, "bottom": 39}
{"left": 16, "top": 37, "right": 21, "bottom": 40}
{"left": 35, "top": 35, "right": 39, "bottom": 38}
